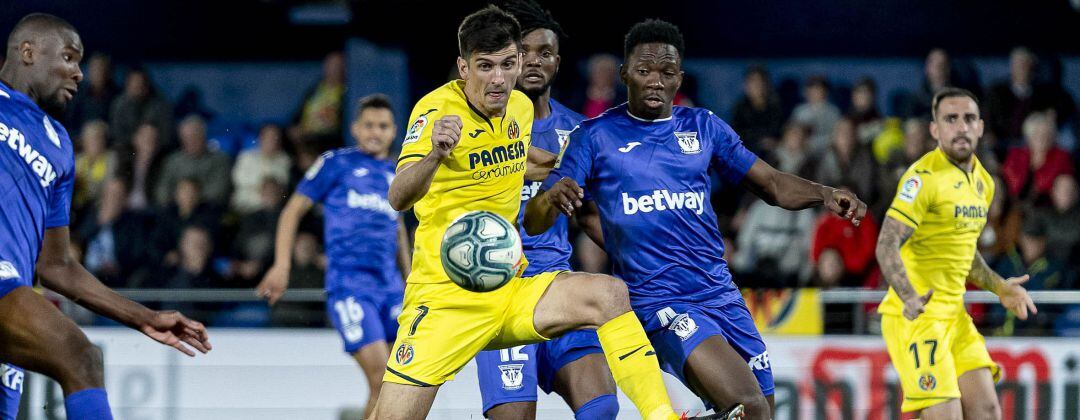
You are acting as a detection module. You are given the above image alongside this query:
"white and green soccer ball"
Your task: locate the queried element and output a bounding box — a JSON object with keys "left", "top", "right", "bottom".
{"left": 440, "top": 210, "right": 523, "bottom": 293}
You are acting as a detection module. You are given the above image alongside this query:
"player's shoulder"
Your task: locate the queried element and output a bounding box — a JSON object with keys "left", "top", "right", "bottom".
{"left": 550, "top": 98, "right": 585, "bottom": 124}
{"left": 508, "top": 90, "right": 534, "bottom": 120}
{"left": 904, "top": 149, "right": 947, "bottom": 179}
{"left": 411, "top": 81, "right": 463, "bottom": 115}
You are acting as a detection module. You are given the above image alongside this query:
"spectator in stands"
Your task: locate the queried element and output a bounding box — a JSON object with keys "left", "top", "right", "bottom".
{"left": 118, "top": 123, "right": 165, "bottom": 211}
{"left": 73, "top": 120, "right": 115, "bottom": 215}
{"left": 810, "top": 194, "right": 880, "bottom": 288}
{"left": 156, "top": 114, "right": 232, "bottom": 207}
{"left": 769, "top": 122, "right": 813, "bottom": 176}
{"left": 1002, "top": 111, "right": 1074, "bottom": 202}
{"left": 579, "top": 53, "right": 622, "bottom": 118}
{"left": 270, "top": 232, "right": 326, "bottom": 327}
{"left": 155, "top": 227, "right": 224, "bottom": 320}
{"left": 151, "top": 178, "right": 220, "bottom": 267}
{"left": 229, "top": 178, "right": 287, "bottom": 287}
{"left": 792, "top": 75, "right": 842, "bottom": 153}
{"left": 109, "top": 67, "right": 174, "bottom": 148}
{"left": 76, "top": 179, "right": 154, "bottom": 288}
{"left": 731, "top": 65, "right": 784, "bottom": 155}
{"left": 986, "top": 47, "right": 1075, "bottom": 148}
{"left": 231, "top": 124, "right": 292, "bottom": 214}
{"left": 812, "top": 117, "right": 878, "bottom": 203}
{"left": 731, "top": 199, "right": 815, "bottom": 288}
{"left": 292, "top": 51, "right": 346, "bottom": 150}
{"left": 905, "top": 49, "right": 952, "bottom": 119}
{"left": 876, "top": 118, "right": 934, "bottom": 218}
{"left": 64, "top": 53, "right": 116, "bottom": 133}
{"left": 992, "top": 219, "right": 1068, "bottom": 336}
{"left": 848, "top": 77, "right": 883, "bottom": 145}
{"left": 1025, "top": 175, "right": 1080, "bottom": 267}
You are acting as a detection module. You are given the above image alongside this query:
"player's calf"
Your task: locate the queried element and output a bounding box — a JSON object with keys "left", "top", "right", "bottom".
{"left": 52, "top": 331, "right": 105, "bottom": 393}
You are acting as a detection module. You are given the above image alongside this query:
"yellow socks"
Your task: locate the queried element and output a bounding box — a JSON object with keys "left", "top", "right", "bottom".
{"left": 596, "top": 311, "right": 678, "bottom": 420}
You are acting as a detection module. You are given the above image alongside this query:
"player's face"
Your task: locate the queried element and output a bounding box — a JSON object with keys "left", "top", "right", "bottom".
{"left": 517, "top": 29, "right": 559, "bottom": 99}
{"left": 621, "top": 43, "right": 683, "bottom": 119}
{"left": 931, "top": 96, "right": 984, "bottom": 164}
{"left": 352, "top": 107, "right": 397, "bottom": 158}
{"left": 458, "top": 44, "right": 521, "bottom": 117}
{"left": 28, "top": 28, "right": 83, "bottom": 115}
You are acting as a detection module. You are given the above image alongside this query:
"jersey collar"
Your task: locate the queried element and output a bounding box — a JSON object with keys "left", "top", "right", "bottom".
{"left": 625, "top": 105, "right": 673, "bottom": 123}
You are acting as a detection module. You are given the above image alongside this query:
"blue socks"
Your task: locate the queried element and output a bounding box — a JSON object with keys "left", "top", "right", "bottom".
{"left": 574, "top": 394, "right": 619, "bottom": 420}
{"left": 64, "top": 388, "right": 113, "bottom": 420}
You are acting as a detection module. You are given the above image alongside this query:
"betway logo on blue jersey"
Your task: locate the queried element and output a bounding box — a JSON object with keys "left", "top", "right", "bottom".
{"left": 622, "top": 190, "right": 707, "bottom": 215}
{"left": 1, "top": 121, "right": 58, "bottom": 188}
{"left": 347, "top": 189, "right": 397, "bottom": 218}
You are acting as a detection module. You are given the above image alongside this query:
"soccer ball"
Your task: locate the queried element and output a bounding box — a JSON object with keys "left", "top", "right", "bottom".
{"left": 440, "top": 210, "right": 524, "bottom": 292}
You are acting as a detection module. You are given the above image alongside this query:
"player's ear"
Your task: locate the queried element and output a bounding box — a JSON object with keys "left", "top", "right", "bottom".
{"left": 929, "top": 120, "right": 940, "bottom": 141}
{"left": 19, "top": 41, "right": 34, "bottom": 65}
{"left": 554, "top": 54, "right": 561, "bottom": 73}
{"left": 457, "top": 56, "right": 468, "bottom": 80}
{"left": 619, "top": 64, "right": 628, "bottom": 84}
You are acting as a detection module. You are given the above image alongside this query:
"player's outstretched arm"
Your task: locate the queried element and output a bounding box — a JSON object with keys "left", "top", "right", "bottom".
{"left": 388, "top": 115, "right": 462, "bottom": 211}
{"left": 876, "top": 217, "right": 933, "bottom": 321}
{"left": 968, "top": 252, "right": 1037, "bottom": 320}
{"left": 524, "top": 148, "right": 557, "bottom": 181}
{"left": 741, "top": 158, "right": 867, "bottom": 225}
{"left": 35, "top": 227, "right": 212, "bottom": 356}
{"left": 256, "top": 193, "right": 314, "bottom": 305}
{"left": 523, "top": 177, "right": 583, "bottom": 235}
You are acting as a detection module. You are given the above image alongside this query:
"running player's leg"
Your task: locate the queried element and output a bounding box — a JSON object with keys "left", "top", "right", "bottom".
{"left": 881, "top": 314, "right": 962, "bottom": 419}
{"left": 499, "top": 271, "right": 678, "bottom": 420}
{"left": 0, "top": 286, "right": 112, "bottom": 418}
{"left": 354, "top": 344, "right": 390, "bottom": 418}
{"left": 370, "top": 383, "right": 440, "bottom": 420}
{"left": 540, "top": 330, "right": 618, "bottom": 419}
{"left": 957, "top": 368, "right": 1000, "bottom": 420}
{"left": 478, "top": 345, "right": 539, "bottom": 420}
{"left": 952, "top": 312, "right": 1001, "bottom": 420}
{"left": 1, "top": 364, "right": 23, "bottom": 420}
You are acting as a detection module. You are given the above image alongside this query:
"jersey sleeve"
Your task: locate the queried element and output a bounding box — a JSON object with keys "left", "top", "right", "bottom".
{"left": 885, "top": 167, "right": 935, "bottom": 229}
{"left": 707, "top": 112, "right": 758, "bottom": 185}
{"left": 396, "top": 101, "right": 443, "bottom": 170}
{"left": 296, "top": 151, "right": 340, "bottom": 203}
{"left": 542, "top": 124, "right": 592, "bottom": 191}
{"left": 44, "top": 168, "right": 74, "bottom": 229}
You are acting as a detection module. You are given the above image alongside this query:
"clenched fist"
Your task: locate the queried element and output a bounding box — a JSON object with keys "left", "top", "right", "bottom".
{"left": 431, "top": 115, "right": 463, "bottom": 160}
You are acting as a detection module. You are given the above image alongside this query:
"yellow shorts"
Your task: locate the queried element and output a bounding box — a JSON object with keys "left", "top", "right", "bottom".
{"left": 882, "top": 312, "right": 1001, "bottom": 413}
{"left": 383, "top": 270, "right": 564, "bottom": 386}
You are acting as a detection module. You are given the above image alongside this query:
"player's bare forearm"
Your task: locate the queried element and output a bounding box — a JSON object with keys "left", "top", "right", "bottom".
{"left": 523, "top": 190, "right": 560, "bottom": 236}
{"left": 272, "top": 194, "right": 314, "bottom": 269}
{"left": 525, "top": 148, "right": 557, "bottom": 181}
{"left": 397, "top": 218, "right": 412, "bottom": 280}
{"left": 967, "top": 251, "right": 1007, "bottom": 295}
{"left": 742, "top": 159, "right": 830, "bottom": 210}
{"left": 389, "top": 156, "right": 441, "bottom": 211}
{"left": 876, "top": 217, "right": 918, "bottom": 300}
{"left": 36, "top": 227, "right": 155, "bottom": 329}
{"left": 576, "top": 201, "right": 606, "bottom": 249}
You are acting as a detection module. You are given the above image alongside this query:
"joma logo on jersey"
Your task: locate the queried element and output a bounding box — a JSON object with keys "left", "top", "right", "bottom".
{"left": 468, "top": 141, "right": 525, "bottom": 169}
{"left": 622, "top": 190, "right": 706, "bottom": 215}
{"left": 954, "top": 205, "right": 988, "bottom": 219}
{"left": 0, "top": 121, "right": 59, "bottom": 188}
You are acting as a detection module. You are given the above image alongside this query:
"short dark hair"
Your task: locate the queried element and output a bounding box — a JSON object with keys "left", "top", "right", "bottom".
{"left": 806, "top": 75, "right": 830, "bottom": 90}
{"left": 458, "top": 5, "right": 522, "bottom": 58}
{"left": 502, "top": 0, "right": 567, "bottom": 41}
{"left": 854, "top": 77, "right": 877, "bottom": 94}
{"left": 931, "top": 87, "right": 980, "bottom": 119}
{"left": 624, "top": 19, "right": 685, "bottom": 60}
{"left": 745, "top": 64, "right": 769, "bottom": 80}
{"left": 7, "top": 13, "right": 76, "bottom": 50}
{"left": 355, "top": 93, "right": 394, "bottom": 120}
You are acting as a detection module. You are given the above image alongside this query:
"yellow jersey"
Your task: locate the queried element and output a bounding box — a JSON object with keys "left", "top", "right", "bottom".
{"left": 397, "top": 80, "right": 534, "bottom": 284}
{"left": 879, "top": 147, "right": 995, "bottom": 318}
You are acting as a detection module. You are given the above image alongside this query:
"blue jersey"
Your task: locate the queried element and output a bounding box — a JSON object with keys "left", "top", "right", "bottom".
{"left": 543, "top": 104, "right": 757, "bottom": 311}
{"left": 297, "top": 148, "right": 402, "bottom": 293}
{"left": 0, "top": 82, "right": 75, "bottom": 291}
{"left": 519, "top": 98, "right": 582, "bottom": 276}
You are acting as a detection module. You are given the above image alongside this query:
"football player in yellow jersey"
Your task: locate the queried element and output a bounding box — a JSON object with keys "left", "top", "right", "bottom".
{"left": 371, "top": 6, "right": 699, "bottom": 420}
{"left": 876, "top": 88, "right": 1037, "bottom": 419}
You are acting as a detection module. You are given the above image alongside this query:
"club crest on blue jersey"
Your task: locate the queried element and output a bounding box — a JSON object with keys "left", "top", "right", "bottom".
{"left": 675, "top": 131, "right": 701, "bottom": 154}
{"left": 0, "top": 261, "right": 18, "bottom": 280}
{"left": 498, "top": 363, "right": 525, "bottom": 390}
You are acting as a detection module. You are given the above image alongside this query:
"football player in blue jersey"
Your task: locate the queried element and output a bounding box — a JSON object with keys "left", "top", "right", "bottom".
{"left": 473, "top": 2, "right": 620, "bottom": 419}
{"left": 256, "top": 94, "right": 411, "bottom": 418}
{"left": 0, "top": 14, "right": 211, "bottom": 420}
{"left": 526, "top": 19, "right": 866, "bottom": 420}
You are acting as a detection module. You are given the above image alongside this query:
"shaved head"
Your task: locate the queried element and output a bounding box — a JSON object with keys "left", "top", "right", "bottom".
{"left": 1, "top": 13, "right": 83, "bottom": 116}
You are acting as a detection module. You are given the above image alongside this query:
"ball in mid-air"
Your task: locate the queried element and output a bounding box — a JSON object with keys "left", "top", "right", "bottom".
{"left": 440, "top": 210, "right": 523, "bottom": 292}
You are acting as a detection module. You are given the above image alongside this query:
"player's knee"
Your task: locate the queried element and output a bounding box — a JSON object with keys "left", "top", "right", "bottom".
{"left": 580, "top": 275, "right": 630, "bottom": 322}
{"left": 968, "top": 399, "right": 1001, "bottom": 420}
{"left": 737, "top": 391, "right": 770, "bottom": 419}
{"left": 55, "top": 331, "right": 104, "bottom": 387}
{"left": 574, "top": 394, "right": 618, "bottom": 420}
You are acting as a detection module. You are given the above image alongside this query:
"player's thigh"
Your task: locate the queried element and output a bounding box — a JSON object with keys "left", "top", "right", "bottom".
{"left": 370, "top": 382, "right": 440, "bottom": 420}
{"left": 476, "top": 345, "right": 539, "bottom": 416}
{"left": 683, "top": 335, "right": 766, "bottom": 410}
{"left": 528, "top": 271, "right": 629, "bottom": 340}
{"left": 881, "top": 314, "right": 960, "bottom": 414}
{"left": 384, "top": 283, "right": 501, "bottom": 387}
{"left": 958, "top": 368, "right": 1001, "bottom": 420}
{"left": 0, "top": 286, "right": 100, "bottom": 383}
{"left": 917, "top": 399, "right": 963, "bottom": 420}
{"left": 353, "top": 341, "right": 390, "bottom": 385}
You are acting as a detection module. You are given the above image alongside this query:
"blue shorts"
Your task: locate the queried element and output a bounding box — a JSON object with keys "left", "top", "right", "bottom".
{"left": 639, "top": 298, "right": 774, "bottom": 399}
{"left": 1, "top": 364, "right": 23, "bottom": 420}
{"left": 325, "top": 289, "right": 404, "bottom": 354}
{"left": 476, "top": 329, "right": 604, "bottom": 414}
